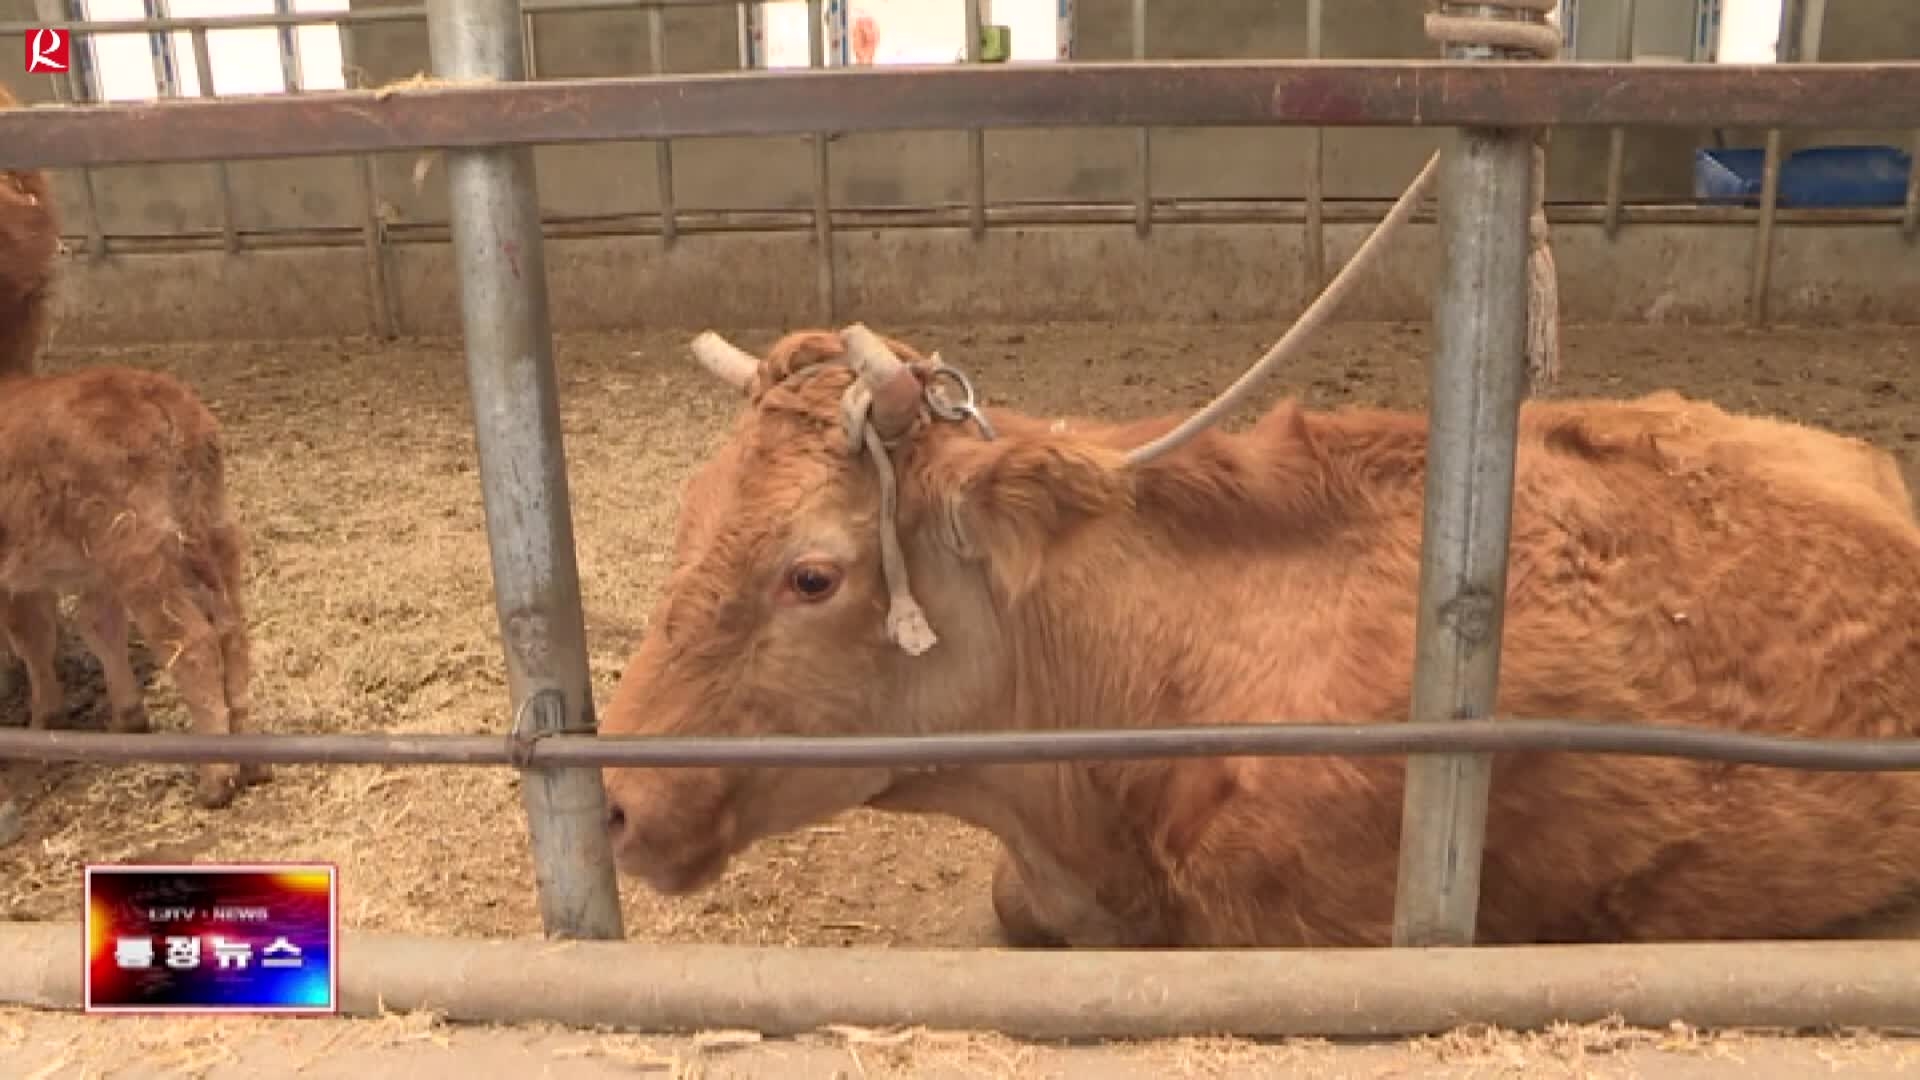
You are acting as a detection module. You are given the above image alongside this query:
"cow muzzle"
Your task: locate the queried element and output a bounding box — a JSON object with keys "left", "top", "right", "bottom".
{"left": 602, "top": 774, "right": 740, "bottom": 896}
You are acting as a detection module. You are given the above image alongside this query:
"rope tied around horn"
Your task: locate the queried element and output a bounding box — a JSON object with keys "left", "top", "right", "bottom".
{"left": 1425, "top": 0, "right": 1564, "bottom": 397}
{"left": 838, "top": 324, "right": 941, "bottom": 656}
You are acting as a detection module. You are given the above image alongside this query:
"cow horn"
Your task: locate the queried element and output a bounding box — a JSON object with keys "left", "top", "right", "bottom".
{"left": 840, "top": 323, "right": 922, "bottom": 439}
{"left": 689, "top": 331, "right": 759, "bottom": 392}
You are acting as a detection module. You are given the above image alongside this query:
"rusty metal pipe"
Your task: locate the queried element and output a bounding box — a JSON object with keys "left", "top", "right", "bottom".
{"left": 9, "top": 921, "right": 1920, "bottom": 1038}
{"left": 8, "top": 720, "right": 1920, "bottom": 771}
{"left": 3, "top": 63, "right": 1915, "bottom": 171}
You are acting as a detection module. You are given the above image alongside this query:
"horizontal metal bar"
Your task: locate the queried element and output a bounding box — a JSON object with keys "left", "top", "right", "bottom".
{"left": 0, "top": 0, "right": 740, "bottom": 37}
{"left": 13, "top": 921, "right": 1920, "bottom": 1040}
{"left": 44, "top": 198, "right": 1914, "bottom": 257}
{"left": 8, "top": 719, "right": 1920, "bottom": 771}
{"left": 2, "top": 62, "right": 1915, "bottom": 170}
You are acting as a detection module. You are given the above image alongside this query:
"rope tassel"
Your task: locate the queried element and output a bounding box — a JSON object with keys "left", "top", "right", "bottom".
{"left": 1526, "top": 133, "right": 1561, "bottom": 395}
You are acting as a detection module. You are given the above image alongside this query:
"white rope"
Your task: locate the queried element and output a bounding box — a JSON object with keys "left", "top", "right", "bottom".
{"left": 1123, "top": 1, "right": 1563, "bottom": 469}
{"left": 859, "top": 423, "right": 938, "bottom": 656}
{"left": 837, "top": 325, "right": 940, "bottom": 656}
{"left": 1122, "top": 151, "right": 1442, "bottom": 467}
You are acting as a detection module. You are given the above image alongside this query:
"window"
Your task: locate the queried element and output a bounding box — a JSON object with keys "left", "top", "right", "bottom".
{"left": 1713, "top": 0, "right": 1785, "bottom": 63}
{"left": 76, "top": 0, "right": 347, "bottom": 102}
{"left": 742, "top": 0, "right": 1070, "bottom": 69}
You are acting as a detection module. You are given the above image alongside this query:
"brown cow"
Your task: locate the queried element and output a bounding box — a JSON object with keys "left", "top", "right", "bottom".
{"left": 598, "top": 327, "right": 1920, "bottom": 948}
{"left": 1, "top": 87, "right": 263, "bottom": 811}
{"left": 0, "top": 368, "right": 268, "bottom": 809}
{"left": 1626, "top": 389, "right": 1914, "bottom": 523}
{"left": 0, "top": 81, "right": 60, "bottom": 380}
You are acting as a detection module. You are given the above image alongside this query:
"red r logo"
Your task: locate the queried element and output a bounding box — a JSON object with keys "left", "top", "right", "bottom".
{"left": 26, "top": 28, "right": 71, "bottom": 74}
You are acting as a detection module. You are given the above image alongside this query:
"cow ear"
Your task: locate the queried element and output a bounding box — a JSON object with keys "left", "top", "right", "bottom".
{"left": 916, "top": 432, "right": 1133, "bottom": 603}
{"left": 1149, "top": 759, "right": 1239, "bottom": 863}
{"left": 1108, "top": 758, "right": 1240, "bottom": 867}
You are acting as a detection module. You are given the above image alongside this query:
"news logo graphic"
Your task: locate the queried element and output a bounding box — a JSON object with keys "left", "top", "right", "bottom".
{"left": 24, "top": 28, "right": 69, "bottom": 74}
{"left": 85, "top": 863, "right": 338, "bottom": 1014}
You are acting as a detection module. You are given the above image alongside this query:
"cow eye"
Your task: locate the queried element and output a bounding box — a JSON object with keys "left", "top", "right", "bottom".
{"left": 787, "top": 561, "right": 842, "bottom": 602}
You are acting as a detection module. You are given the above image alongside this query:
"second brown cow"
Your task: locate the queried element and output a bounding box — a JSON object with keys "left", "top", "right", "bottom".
{"left": 0, "top": 94, "right": 264, "bottom": 808}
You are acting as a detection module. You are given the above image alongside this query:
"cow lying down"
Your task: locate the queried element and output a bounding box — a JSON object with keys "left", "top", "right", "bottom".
{"left": 600, "top": 326, "right": 1920, "bottom": 948}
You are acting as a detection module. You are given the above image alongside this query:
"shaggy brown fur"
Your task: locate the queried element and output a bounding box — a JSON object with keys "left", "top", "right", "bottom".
{"left": 0, "top": 368, "right": 267, "bottom": 809}
{"left": 599, "top": 328, "right": 1920, "bottom": 949}
{"left": 0, "top": 91, "right": 261, "bottom": 810}
{"left": 0, "top": 82, "right": 61, "bottom": 380}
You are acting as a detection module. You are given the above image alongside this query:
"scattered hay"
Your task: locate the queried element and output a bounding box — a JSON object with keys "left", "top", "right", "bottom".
{"left": 3, "top": 1007, "right": 1920, "bottom": 1078}
{"left": 1412, "top": 1017, "right": 1740, "bottom": 1076}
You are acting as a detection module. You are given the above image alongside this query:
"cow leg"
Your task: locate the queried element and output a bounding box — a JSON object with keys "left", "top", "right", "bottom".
{"left": 0, "top": 591, "right": 64, "bottom": 730}
{"left": 204, "top": 523, "right": 267, "bottom": 788}
{"left": 0, "top": 641, "right": 18, "bottom": 704}
{"left": 119, "top": 568, "right": 240, "bottom": 810}
{"left": 0, "top": 594, "right": 57, "bottom": 835}
{"left": 990, "top": 849, "right": 1067, "bottom": 948}
{"left": 71, "top": 591, "right": 149, "bottom": 734}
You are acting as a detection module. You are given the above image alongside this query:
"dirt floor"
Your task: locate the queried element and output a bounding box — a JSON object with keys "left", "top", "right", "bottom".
{"left": 7, "top": 1007, "right": 1920, "bottom": 1079}
{"left": 3, "top": 321, "right": 1920, "bottom": 1070}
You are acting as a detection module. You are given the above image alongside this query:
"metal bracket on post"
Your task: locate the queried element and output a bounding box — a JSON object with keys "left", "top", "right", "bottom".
{"left": 1391, "top": 1, "right": 1549, "bottom": 950}
{"left": 423, "top": 0, "right": 624, "bottom": 943}
{"left": 508, "top": 686, "right": 569, "bottom": 769}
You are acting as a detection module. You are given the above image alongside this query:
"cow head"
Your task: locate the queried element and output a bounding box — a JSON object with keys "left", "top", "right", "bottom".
{"left": 599, "top": 325, "right": 1132, "bottom": 895}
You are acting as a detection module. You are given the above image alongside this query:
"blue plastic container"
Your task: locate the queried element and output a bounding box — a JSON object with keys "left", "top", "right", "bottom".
{"left": 1693, "top": 144, "right": 1914, "bottom": 209}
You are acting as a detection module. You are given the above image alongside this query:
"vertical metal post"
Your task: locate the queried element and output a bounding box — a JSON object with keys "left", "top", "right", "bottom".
{"left": 423, "top": 0, "right": 625, "bottom": 942}
{"left": 808, "top": 0, "right": 835, "bottom": 320}
{"left": 1130, "top": 0, "right": 1149, "bottom": 236}
{"left": 35, "top": 0, "right": 107, "bottom": 262}
{"left": 184, "top": 23, "right": 212, "bottom": 93}
{"left": 1748, "top": 0, "right": 1802, "bottom": 328}
{"left": 1797, "top": 0, "right": 1825, "bottom": 59}
{"left": 188, "top": 27, "right": 242, "bottom": 254}
{"left": 1390, "top": 5, "right": 1540, "bottom": 950}
{"left": 1748, "top": 129, "right": 1784, "bottom": 326}
{"left": 1689, "top": 0, "right": 1716, "bottom": 62}
{"left": 1303, "top": 0, "right": 1324, "bottom": 292}
{"left": 521, "top": 10, "right": 539, "bottom": 78}
{"left": 964, "top": 0, "right": 988, "bottom": 239}
{"left": 647, "top": 5, "right": 677, "bottom": 248}
{"left": 336, "top": 28, "right": 396, "bottom": 339}
{"left": 737, "top": 1, "right": 756, "bottom": 68}
{"left": 1602, "top": 0, "right": 1635, "bottom": 238}
{"left": 142, "top": 0, "right": 181, "bottom": 97}
{"left": 273, "top": 0, "right": 306, "bottom": 92}
{"left": 1903, "top": 130, "right": 1919, "bottom": 243}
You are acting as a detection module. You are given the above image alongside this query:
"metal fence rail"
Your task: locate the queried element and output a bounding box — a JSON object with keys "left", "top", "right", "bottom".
{"left": 3, "top": 62, "right": 1916, "bottom": 170}
{"left": 8, "top": 719, "right": 1920, "bottom": 771}
{"left": 0, "top": 0, "right": 746, "bottom": 35}
{"left": 5, "top": 0, "right": 1916, "bottom": 330}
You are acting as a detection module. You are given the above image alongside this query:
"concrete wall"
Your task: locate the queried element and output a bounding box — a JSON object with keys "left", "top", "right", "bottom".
{"left": 1, "top": 0, "right": 1916, "bottom": 342}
